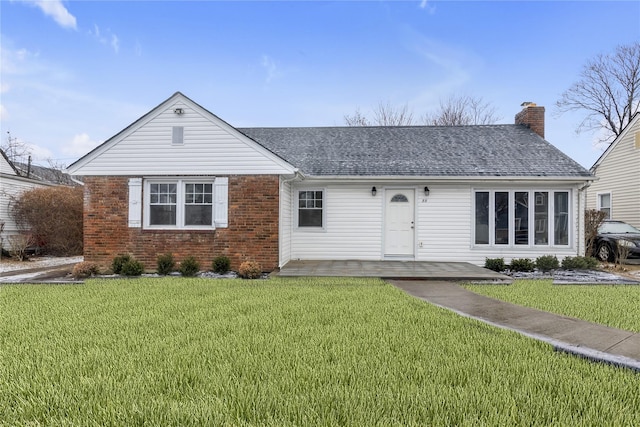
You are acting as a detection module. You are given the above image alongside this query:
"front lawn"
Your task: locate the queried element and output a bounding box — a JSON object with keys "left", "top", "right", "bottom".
{"left": 465, "top": 279, "right": 640, "bottom": 333}
{"left": 1, "top": 277, "right": 638, "bottom": 425}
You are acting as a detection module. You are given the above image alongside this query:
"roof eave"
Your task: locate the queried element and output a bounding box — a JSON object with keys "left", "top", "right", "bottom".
{"left": 298, "top": 174, "right": 595, "bottom": 183}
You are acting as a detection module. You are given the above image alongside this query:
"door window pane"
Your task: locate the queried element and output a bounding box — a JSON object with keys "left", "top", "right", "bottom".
{"left": 475, "top": 192, "right": 489, "bottom": 244}
{"left": 514, "top": 192, "right": 528, "bottom": 245}
{"left": 554, "top": 192, "right": 569, "bottom": 245}
{"left": 494, "top": 192, "right": 509, "bottom": 245}
{"left": 534, "top": 192, "right": 549, "bottom": 245}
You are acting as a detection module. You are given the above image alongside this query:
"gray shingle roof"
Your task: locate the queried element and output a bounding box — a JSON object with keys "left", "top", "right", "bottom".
{"left": 238, "top": 125, "right": 592, "bottom": 178}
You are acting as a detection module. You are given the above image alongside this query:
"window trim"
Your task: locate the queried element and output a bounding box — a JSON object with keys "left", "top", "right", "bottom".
{"left": 295, "top": 188, "right": 326, "bottom": 230}
{"left": 143, "top": 178, "right": 216, "bottom": 230}
{"left": 597, "top": 191, "right": 612, "bottom": 219}
{"left": 472, "top": 189, "right": 571, "bottom": 248}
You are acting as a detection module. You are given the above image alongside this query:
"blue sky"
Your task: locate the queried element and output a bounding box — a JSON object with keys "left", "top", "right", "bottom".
{"left": 1, "top": 1, "right": 639, "bottom": 169}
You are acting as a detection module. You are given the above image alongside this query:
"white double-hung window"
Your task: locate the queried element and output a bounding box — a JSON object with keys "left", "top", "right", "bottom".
{"left": 597, "top": 192, "right": 611, "bottom": 219}
{"left": 136, "top": 178, "right": 227, "bottom": 230}
{"left": 297, "top": 189, "right": 324, "bottom": 228}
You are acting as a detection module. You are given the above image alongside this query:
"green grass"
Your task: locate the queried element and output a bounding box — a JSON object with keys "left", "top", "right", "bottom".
{"left": 465, "top": 279, "right": 640, "bottom": 333}
{"left": 1, "top": 277, "right": 639, "bottom": 426}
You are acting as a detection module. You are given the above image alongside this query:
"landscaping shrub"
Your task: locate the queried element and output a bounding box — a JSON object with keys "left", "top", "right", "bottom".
{"left": 562, "top": 256, "right": 599, "bottom": 270}
{"left": 509, "top": 258, "right": 535, "bottom": 272}
{"left": 585, "top": 209, "right": 607, "bottom": 257}
{"left": 536, "top": 255, "right": 559, "bottom": 272}
{"left": 72, "top": 262, "right": 100, "bottom": 279}
{"left": 120, "top": 259, "right": 144, "bottom": 276}
{"left": 9, "top": 185, "right": 83, "bottom": 255}
{"left": 212, "top": 255, "right": 231, "bottom": 274}
{"left": 179, "top": 256, "right": 200, "bottom": 277}
{"left": 112, "top": 254, "right": 132, "bottom": 275}
{"left": 484, "top": 258, "right": 505, "bottom": 272}
{"left": 156, "top": 253, "right": 175, "bottom": 275}
{"left": 7, "top": 233, "right": 35, "bottom": 261}
{"left": 238, "top": 261, "right": 263, "bottom": 279}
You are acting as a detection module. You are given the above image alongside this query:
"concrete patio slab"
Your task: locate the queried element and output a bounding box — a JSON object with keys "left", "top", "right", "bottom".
{"left": 277, "top": 260, "right": 511, "bottom": 282}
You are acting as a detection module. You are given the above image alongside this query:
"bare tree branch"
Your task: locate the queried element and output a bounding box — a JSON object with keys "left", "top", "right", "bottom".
{"left": 344, "top": 102, "right": 414, "bottom": 126}
{"left": 344, "top": 95, "right": 499, "bottom": 127}
{"left": 372, "top": 102, "right": 414, "bottom": 126}
{"left": 343, "top": 107, "right": 371, "bottom": 126}
{"left": 423, "top": 94, "right": 501, "bottom": 125}
{"left": 1, "top": 132, "right": 32, "bottom": 173}
{"left": 556, "top": 42, "right": 640, "bottom": 143}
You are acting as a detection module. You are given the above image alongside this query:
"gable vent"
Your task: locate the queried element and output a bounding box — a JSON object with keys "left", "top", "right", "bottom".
{"left": 172, "top": 126, "right": 184, "bottom": 145}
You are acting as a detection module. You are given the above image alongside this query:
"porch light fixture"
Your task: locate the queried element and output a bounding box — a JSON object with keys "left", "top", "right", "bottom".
{"left": 371, "top": 186, "right": 377, "bottom": 196}
{"left": 424, "top": 186, "right": 430, "bottom": 196}
{"left": 174, "top": 108, "right": 184, "bottom": 115}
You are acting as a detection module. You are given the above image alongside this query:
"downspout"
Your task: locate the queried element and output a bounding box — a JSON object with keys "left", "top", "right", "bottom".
{"left": 577, "top": 181, "right": 592, "bottom": 256}
{"left": 279, "top": 169, "right": 304, "bottom": 268}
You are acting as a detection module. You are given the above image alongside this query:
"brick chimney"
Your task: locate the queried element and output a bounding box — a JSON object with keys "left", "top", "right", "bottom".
{"left": 515, "top": 102, "right": 545, "bottom": 139}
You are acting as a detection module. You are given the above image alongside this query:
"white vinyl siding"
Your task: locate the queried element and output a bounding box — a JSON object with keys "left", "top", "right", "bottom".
{"left": 1, "top": 155, "right": 17, "bottom": 175}
{"left": 416, "top": 184, "right": 472, "bottom": 262}
{"left": 287, "top": 182, "right": 583, "bottom": 266}
{"left": 279, "top": 178, "right": 292, "bottom": 267}
{"left": 290, "top": 184, "right": 382, "bottom": 260}
{"left": 0, "top": 174, "right": 51, "bottom": 246}
{"left": 587, "top": 117, "right": 640, "bottom": 229}
{"left": 67, "top": 97, "right": 295, "bottom": 176}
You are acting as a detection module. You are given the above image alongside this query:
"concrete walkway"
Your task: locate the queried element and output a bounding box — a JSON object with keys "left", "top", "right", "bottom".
{"left": 0, "top": 262, "right": 79, "bottom": 283}
{"left": 390, "top": 280, "right": 640, "bottom": 371}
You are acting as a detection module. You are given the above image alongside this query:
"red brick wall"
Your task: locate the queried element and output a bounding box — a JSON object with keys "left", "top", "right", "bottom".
{"left": 515, "top": 104, "right": 545, "bottom": 139}
{"left": 82, "top": 175, "right": 280, "bottom": 272}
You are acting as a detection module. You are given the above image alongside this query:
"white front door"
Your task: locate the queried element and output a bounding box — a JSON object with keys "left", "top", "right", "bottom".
{"left": 384, "top": 189, "right": 415, "bottom": 257}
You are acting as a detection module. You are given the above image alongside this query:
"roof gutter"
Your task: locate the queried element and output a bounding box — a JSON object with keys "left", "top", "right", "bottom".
{"left": 297, "top": 175, "right": 595, "bottom": 183}
{"left": 281, "top": 168, "right": 305, "bottom": 184}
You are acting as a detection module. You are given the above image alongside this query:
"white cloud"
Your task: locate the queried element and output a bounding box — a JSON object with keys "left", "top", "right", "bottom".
{"left": 419, "top": 0, "right": 436, "bottom": 14}
{"left": 63, "top": 133, "right": 101, "bottom": 157}
{"left": 1, "top": 43, "right": 40, "bottom": 75}
{"left": 111, "top": 34, "right": 120, "bottom": 54}
{"left": 89, "top": 24, "right": 120, "bottom": 53}
{"left": 21, "top": 0, "right": 77, "bottom": 30}
{"left": 26, "top": 142, "right": 54, "bottom": 163}
{"left": 261, "top": 55, "right": 279, "bottom": 84}
{"left": 0, "top": 104, "right": 7, "bottom": 120}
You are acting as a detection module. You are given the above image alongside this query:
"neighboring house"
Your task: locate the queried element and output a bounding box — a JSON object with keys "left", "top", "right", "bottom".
{"left": 586, "top": 113, "right": 640, "bottom": 229}
{"left": 0, "top": 149, "right": 53, "bottom": 250}
{"left": 13, "top": 161, "right": 80, "bottom": 187}
{"left": 66, "top": 93, "right": 593, "bottom": 271}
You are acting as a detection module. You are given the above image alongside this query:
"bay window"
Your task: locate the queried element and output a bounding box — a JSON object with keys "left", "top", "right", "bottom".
{"left": 474, "top": 189, "right": 570, "bottom": 246}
